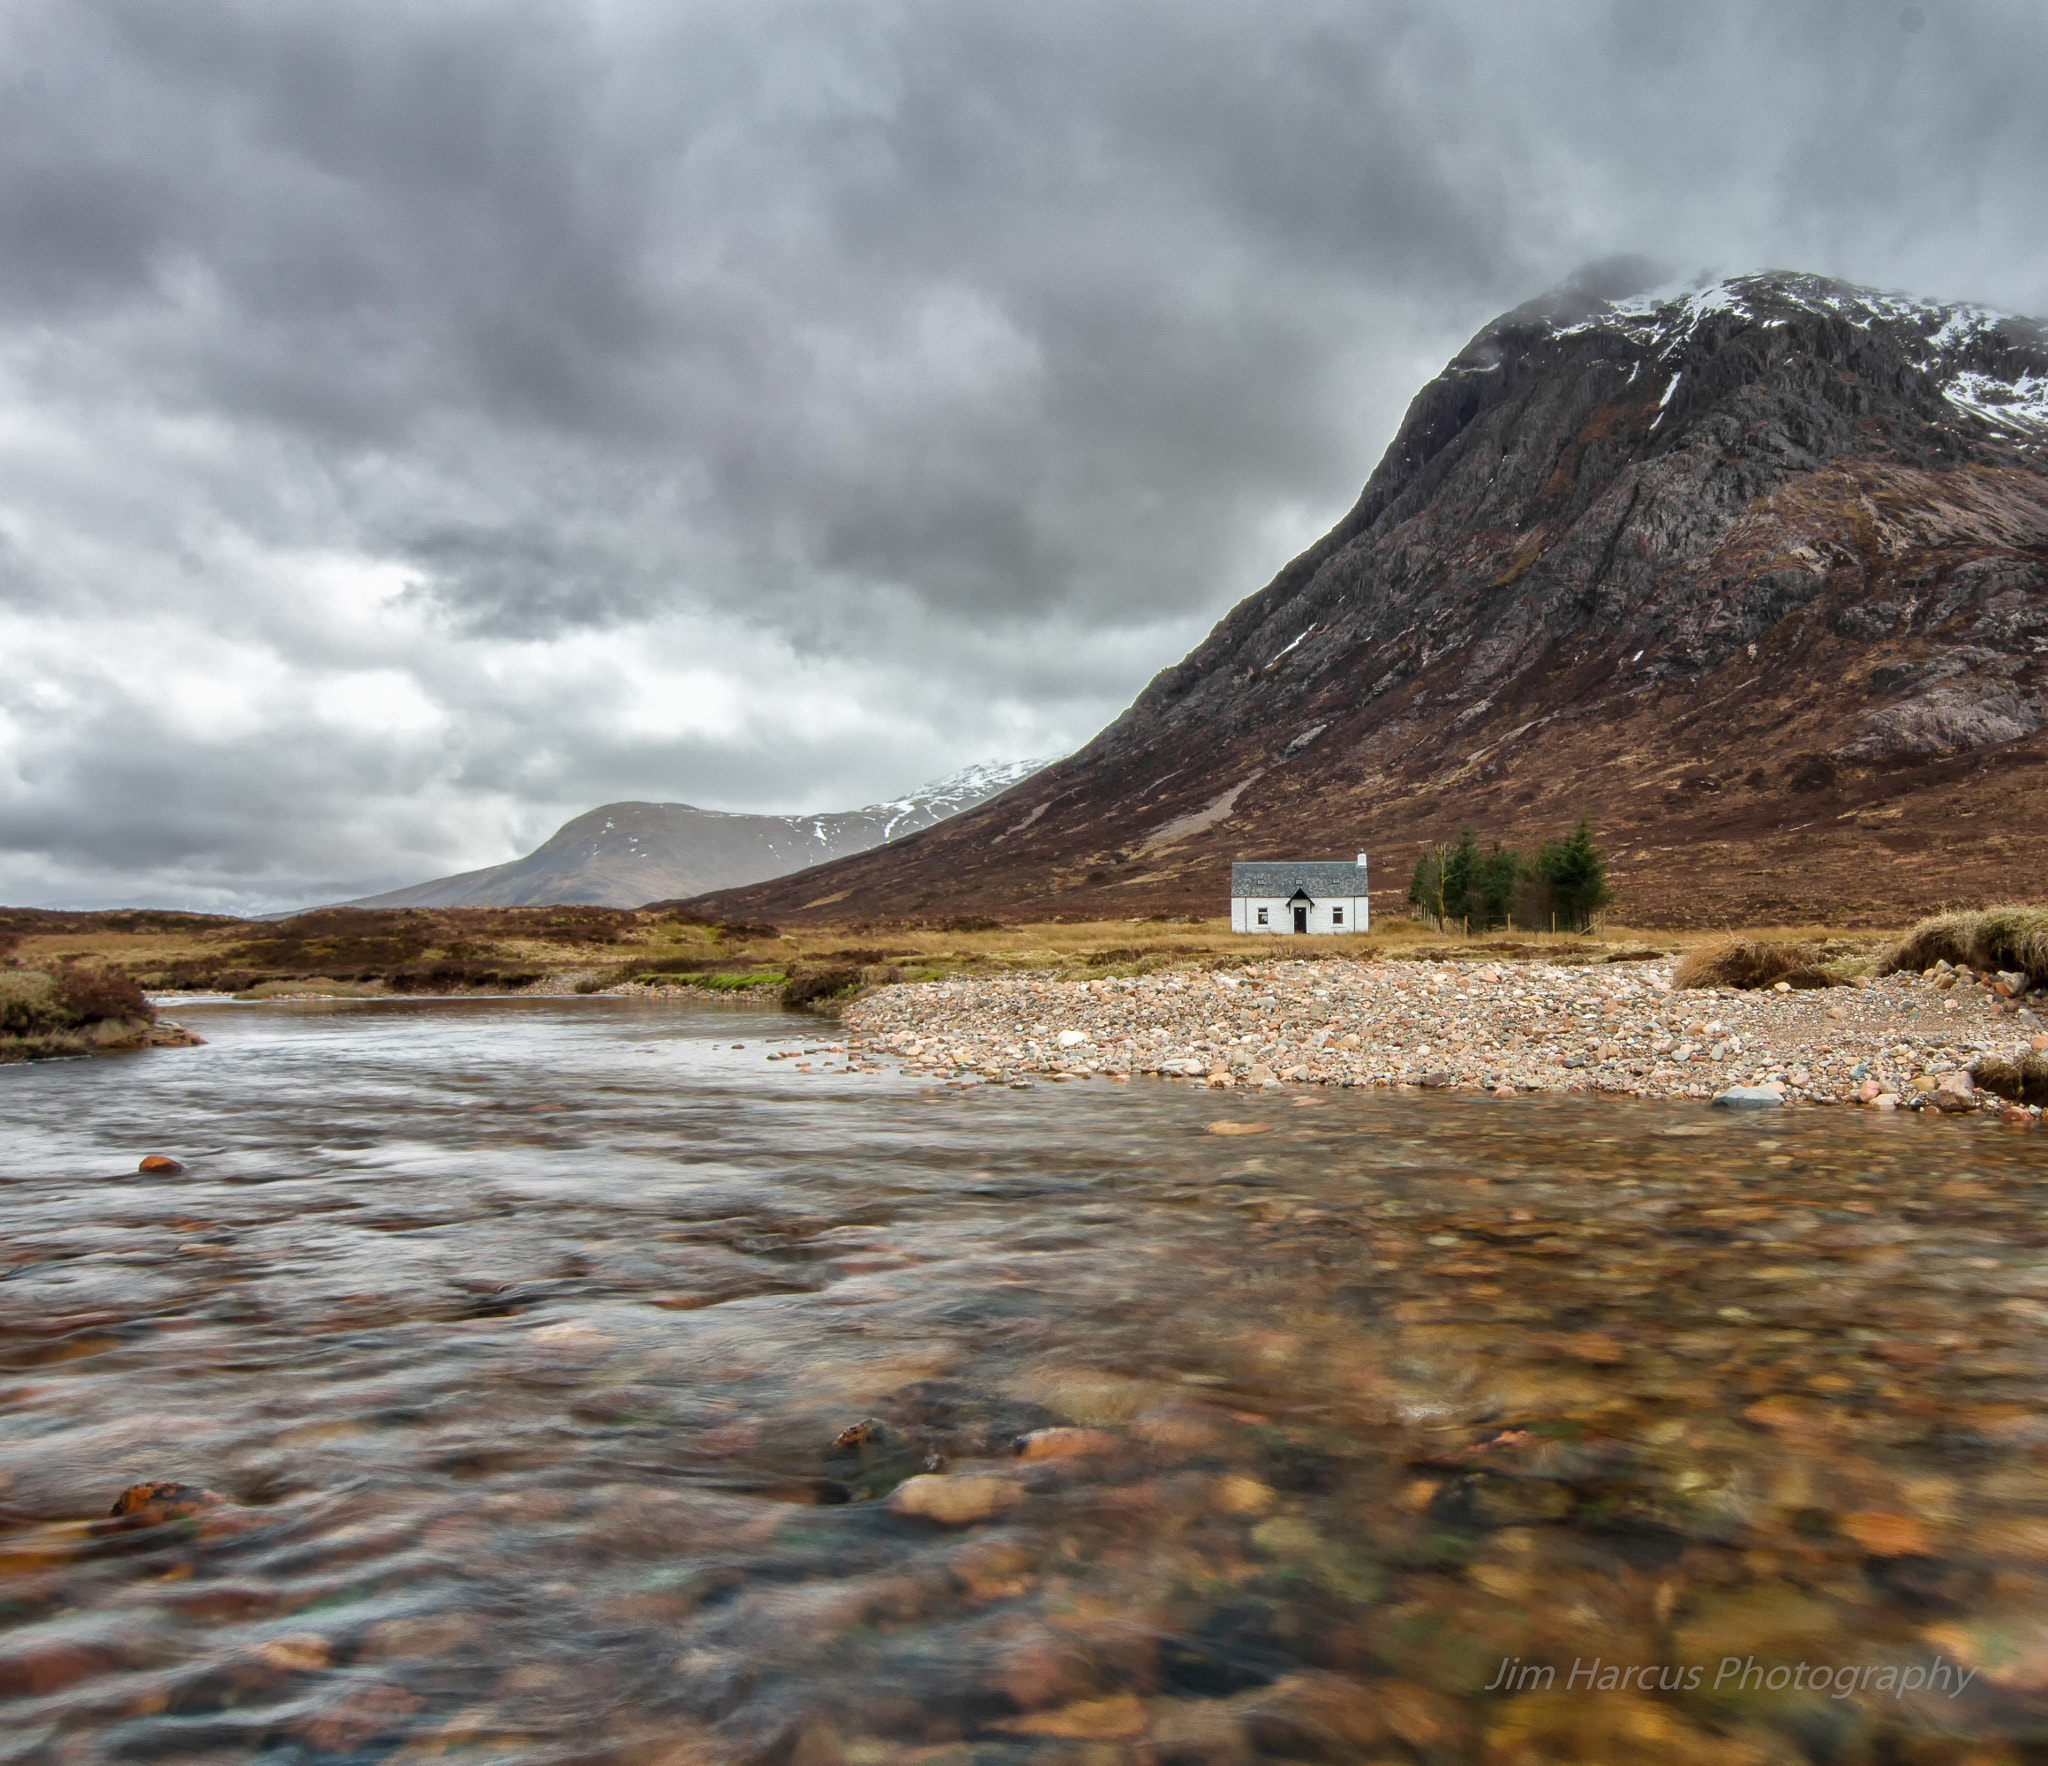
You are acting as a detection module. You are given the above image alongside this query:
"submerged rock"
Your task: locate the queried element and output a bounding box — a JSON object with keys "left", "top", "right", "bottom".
{"left": 825, "top": 1417, "right": 932, "bottom": 1501}
{"left": 106, "top": 1482, "right": 225, "bottom": 1526}
{"left": 888, "top": 1473, "right": 1025, "bottom": 1526}
{"left": 136, "top": 1154, "right": 184, "bottom": 1174}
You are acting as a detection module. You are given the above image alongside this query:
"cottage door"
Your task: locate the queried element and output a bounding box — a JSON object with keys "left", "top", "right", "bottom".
{"left": 1292, "top": 905, "right": 1308, "bottom": 934}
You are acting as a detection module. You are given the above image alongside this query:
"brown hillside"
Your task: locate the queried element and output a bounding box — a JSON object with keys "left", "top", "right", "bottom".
{"left": 693, "top": 269, "right": 2048, "bottom": 930}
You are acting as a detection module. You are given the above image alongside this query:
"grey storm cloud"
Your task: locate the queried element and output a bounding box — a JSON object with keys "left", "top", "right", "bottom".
{"left": 0, "top": 0, "right": 2044, "bottom": 908}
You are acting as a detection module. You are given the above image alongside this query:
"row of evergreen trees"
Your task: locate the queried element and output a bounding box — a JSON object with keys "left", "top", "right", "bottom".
{"left": 1406, "top": 819, "right": 1615, "bottom": 934}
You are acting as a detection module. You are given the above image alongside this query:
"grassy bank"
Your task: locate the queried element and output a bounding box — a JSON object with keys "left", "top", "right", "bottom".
{"left": 0, "top": 959, "right": 166, "bottom": 1062}
{"left": 2, "top": 900, "right": 1922, "bottom": 1022}
{"left": 5, "top": 903, "right": 1892, "bottom": 993}
{"left": 9, "top": 902, "right": 2040, "bottom": 1050}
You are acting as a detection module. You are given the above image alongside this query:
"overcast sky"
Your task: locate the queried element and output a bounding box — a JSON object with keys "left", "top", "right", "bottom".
{"left": 2, "top": 0, "right": 2042, "bottom": 910}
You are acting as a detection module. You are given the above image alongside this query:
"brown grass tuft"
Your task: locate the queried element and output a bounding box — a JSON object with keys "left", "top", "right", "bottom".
{"left": 1972, "top": 1054, "right": 2048, "bottom": 1106}
{"left": 1672, "top": 940, "right": 1838, "bottom": 991}
{"left": 1884, "top": 905, "right": 2048, "bottom": 985}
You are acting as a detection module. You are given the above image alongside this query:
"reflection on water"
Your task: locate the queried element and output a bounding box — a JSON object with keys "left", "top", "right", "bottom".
{"left": 1, "top": 998, "right": 2044, "bottom": 1763}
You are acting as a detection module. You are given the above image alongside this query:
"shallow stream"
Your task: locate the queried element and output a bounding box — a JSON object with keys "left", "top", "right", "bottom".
{"left": 2, "top": 1000, "right": 2045, "bottom": 1764}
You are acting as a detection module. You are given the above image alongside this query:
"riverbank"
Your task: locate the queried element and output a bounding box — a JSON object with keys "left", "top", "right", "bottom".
{"left": 844, "top": 956, "right": 2048, "bottom": 1118}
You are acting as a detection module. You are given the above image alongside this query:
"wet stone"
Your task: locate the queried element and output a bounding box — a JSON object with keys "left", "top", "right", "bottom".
{"left": 6, "top": 997, "right": 2048, "bottom": 1765}
{"left": 105, "top": 1481, "right": 226, "bottom": 1526}
{"left": 887, "top": 1474, "right": 1025, "bottom": 1526}
{"left": 1711, "top": 1086, "right": 1784, "bottom": 1110}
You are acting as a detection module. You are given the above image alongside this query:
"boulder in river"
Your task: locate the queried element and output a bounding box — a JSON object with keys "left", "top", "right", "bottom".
{"left": 1711, "top": 1086, "right": 1784, "bottom": 1109}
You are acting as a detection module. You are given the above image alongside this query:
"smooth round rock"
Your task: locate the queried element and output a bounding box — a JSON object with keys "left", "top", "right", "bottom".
{"left": 137, "top": 1155, "right": 184, "bottom": 1174}
{"left": 1711, "top": 1086, "right": 1785, "bottom": 1110}
{"left": 888, "top": 1474, "right": 1024, "bottom": 1526}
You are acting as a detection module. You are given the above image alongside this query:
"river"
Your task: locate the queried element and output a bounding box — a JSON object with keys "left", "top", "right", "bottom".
{"left": 2, "top": 998, "right": 2044, "bottom": 1763}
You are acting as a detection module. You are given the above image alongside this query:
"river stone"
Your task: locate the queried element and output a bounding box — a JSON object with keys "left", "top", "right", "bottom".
{"left": 888, "top": 1474, "right": 1025, "bottom": 1525}
{"left": 107, "top": 1481, "right": 225, "bottom": 1525}
{"left": 1016, "top": 1427, "right": 1119, "bottom": 1460}
{"left": 1711, "top": 1086, "right": 1784, "bottom": 1109}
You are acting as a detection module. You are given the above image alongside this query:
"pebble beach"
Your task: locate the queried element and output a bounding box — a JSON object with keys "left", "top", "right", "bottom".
{"left": 839, "top": 957, "right": 2048, "bottom": 1118}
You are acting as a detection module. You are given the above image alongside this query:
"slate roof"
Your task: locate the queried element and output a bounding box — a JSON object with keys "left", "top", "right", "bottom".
{"left": 1230, "top": 861, "right": 1367, "bottom": 899}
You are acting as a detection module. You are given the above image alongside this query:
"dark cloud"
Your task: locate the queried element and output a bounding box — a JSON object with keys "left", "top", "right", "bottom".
{"left": 1, "top": 0, "right": 2044, "bottom": 908}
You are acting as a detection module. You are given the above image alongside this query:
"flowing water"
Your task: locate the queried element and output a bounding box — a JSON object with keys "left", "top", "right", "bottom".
{"left": 2, "top": 999, "right": 2046, "bottom": 1765}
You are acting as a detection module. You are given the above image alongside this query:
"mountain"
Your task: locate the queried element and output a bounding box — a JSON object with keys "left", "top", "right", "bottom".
{"left": 336, "top": 759, "right": 1053, "bottom": 910}
{"left": 691, "top": 266, "right": 2048, "bottom": 929}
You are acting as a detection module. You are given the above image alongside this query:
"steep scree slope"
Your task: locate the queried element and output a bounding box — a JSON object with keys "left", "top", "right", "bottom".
{"left": 696, "top": 270, "right": 2048, "bottom": 929}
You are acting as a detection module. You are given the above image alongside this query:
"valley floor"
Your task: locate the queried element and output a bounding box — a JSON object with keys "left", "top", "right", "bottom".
{"left": 844, "top": 957, "right": 2048, "bottom": 1119}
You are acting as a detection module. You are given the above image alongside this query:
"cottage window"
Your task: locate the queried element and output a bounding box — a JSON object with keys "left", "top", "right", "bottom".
{"left": 1331, "top": 907, "right": 1344, "bottom": 926}
{"left": 1256, "top": 907, "right": 1268, "bottom": 925}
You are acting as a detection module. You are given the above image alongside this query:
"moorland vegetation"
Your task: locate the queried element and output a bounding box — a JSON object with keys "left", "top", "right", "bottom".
{"left": 4, "top": 896, "right": 2044, "bottom": 1062}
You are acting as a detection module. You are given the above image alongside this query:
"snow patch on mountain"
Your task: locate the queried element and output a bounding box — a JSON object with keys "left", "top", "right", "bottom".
{"left": 332, "top": 756, "right": 1056, "bottom": 910}
{"left": 1535, "top": 270, "right": 2048, "bottom": 435}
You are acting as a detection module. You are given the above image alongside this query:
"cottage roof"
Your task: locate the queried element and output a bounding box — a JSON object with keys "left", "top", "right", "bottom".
{"left": 1230, "top": 860, "right": 1366, "bottom": 899}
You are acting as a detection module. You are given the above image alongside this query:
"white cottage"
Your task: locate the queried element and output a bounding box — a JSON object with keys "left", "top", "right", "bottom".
{"left": 1230, "top": 855, "right": 1369, "bottom": 935}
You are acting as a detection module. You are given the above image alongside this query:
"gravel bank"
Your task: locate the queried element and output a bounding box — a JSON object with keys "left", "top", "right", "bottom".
{"left": 844, "top": 958, "right": 2048, "bottom": 1117}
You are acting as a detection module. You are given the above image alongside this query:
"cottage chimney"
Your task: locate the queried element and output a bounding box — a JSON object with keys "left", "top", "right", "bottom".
{"left": 1356, "top": 852, "right": 1368, "bottom": 868}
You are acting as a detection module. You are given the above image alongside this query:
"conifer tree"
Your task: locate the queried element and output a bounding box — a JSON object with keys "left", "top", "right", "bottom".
{"left": 1476, "top": 841, "right": 1525, "bottom": 929}
{"left": 1538, "top": 819, "right": 1614, "bottom": 932}
{"left": 1439, "top": 825, "right": 1481, "bottom": 926}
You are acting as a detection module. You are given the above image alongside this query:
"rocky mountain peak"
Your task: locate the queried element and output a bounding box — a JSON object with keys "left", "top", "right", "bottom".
{"left": 699, "top": 268, "right": 2048, "bottom": 930}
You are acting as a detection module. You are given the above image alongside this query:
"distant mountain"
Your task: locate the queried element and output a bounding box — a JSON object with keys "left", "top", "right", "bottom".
{"left": 694, "top": 267, "right": 2048, "bottom": 929}
{"left": 336, "top": 759, "right": 1054, "bottom": 910}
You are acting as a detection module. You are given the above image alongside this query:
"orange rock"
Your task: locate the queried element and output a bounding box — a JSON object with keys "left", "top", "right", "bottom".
{"left": 253, "top": 1634, "right": 332, "bottom": 1672}
{"left": 1923, "top": 1616, "right": 2048, "bottom": 1690}
{"left": 996, "top": 1691, "right": 1146, "bottom": 1739}
{"left": 1213, "top": 1474, "right": 1277, "bottom": 1515}
{"left": 1841, "top": 1511, "right": 1932, "bottom": 1556}
{"left": 1205, "top": 1119, "right": 1270, "bottom": 1135}
{"left": 107, "top": 1481, "right": 226, "bottom": 1525}
{"left": 1741, "top": 1394, "right": 1824, "bottom": 1433}
{"left": 887, "top": 1474, "right": 1024, "bottom": 1526}
{"left": 137, "top": 1155, "right": 183, "bottom": 1174}
{"left": 1016, "top": 1427, "right": 1119, "bottom": 1460}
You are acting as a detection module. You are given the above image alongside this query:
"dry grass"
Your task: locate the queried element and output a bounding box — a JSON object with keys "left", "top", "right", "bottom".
{"left": 1973, "top": 1053, "right": 2048, "bottom": 1106}
{"left": 0, "top": 961, "right": 157, "bottom": 1061}
{"left": 1885, "top": 905, "right": 2048, "bottom": 984}
{"left": 1672, "top": 940, "right": 1845, "bottom": 991}
{"left": 798, "top": 914, "right": 1693, "bottom": 977}
{"left": 5, "top": 905, "right": 1914, "bottom": 998}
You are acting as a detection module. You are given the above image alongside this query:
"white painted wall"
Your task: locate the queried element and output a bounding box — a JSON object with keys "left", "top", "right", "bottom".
{"left": 1230, "top": 895, "right": 1368, "bottom": 934}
